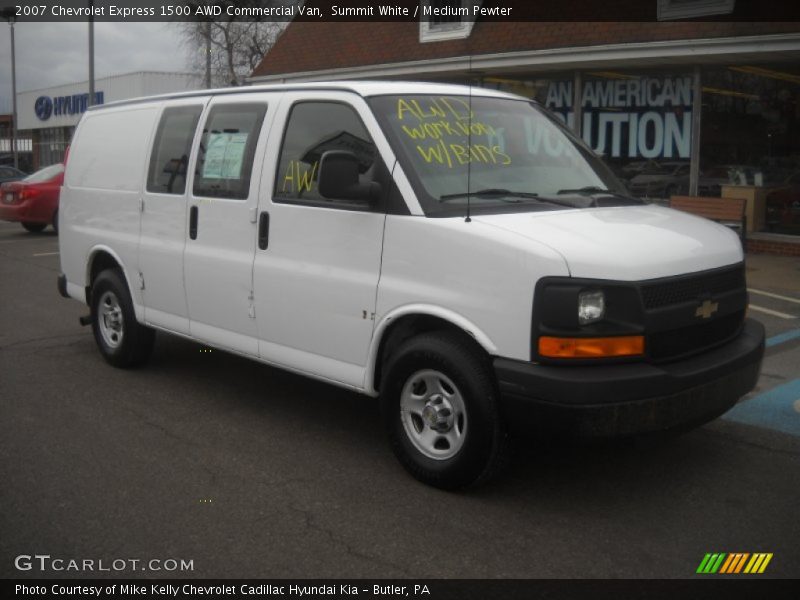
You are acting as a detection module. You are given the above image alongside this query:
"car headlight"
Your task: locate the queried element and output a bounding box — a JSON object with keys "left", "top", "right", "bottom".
{"left": 578, "top": 290, "right": 605, "bottom": 325}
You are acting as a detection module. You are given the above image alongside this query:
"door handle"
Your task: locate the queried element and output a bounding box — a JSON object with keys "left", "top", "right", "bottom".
{"left": 189, "top": 205, "right": 198, "bottom": 240}
{"left": 258, "top": 211, "right": 270, "bottom": 250}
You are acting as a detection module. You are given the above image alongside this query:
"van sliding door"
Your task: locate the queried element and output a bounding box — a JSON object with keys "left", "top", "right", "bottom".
{"left": 183, "top": 97, "right": 274, "bottom": 355}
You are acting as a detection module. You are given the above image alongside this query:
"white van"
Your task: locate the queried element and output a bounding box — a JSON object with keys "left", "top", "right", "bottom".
{"left": 58, "top": 81, "right": 764, "bottom": 488}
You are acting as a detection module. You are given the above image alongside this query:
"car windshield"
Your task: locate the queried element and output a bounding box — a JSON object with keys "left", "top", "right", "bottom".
{"left": 369, "top": 94, "right": 627, "bottom": 216}
{"left": 23, "top": 163, "right": 64, "bottom": 183}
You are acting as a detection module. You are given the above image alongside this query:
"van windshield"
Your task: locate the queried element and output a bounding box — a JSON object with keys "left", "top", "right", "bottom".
{"left": 369, "top": 94, "right": 630, "bottom": 216}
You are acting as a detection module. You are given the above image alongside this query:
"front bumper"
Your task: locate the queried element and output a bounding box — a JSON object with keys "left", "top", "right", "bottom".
{"left": 494, "top": 318, "right": 765, "bottom": 438}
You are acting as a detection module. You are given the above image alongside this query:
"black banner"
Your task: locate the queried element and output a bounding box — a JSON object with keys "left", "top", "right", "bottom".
{"left": 2, "top": 0, "right": 800, "bottom": 23}
{"left": 6, "top": 579, "right": 800, "bottom": 600}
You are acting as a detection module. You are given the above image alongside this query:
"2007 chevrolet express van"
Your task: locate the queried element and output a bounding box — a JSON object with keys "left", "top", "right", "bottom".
{"left": 58, "top": 82, "right": 765, "bottom": 488}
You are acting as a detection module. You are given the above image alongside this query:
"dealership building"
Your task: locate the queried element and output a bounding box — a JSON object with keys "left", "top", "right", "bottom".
{"left": 17, "top": 71, "right": 200, "bottom": 170}
{"left": 250, "top": 2, "right": 800, "bottom": 249}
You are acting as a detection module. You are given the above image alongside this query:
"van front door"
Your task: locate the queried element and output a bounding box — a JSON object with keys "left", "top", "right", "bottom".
{"left": 183, "top": 97, "right": 273, "bottom": 355}
{"left": 252, "top": 94, "right": 390, "bottom": 389}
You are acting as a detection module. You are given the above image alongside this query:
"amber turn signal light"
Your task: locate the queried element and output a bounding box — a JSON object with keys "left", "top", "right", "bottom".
{"left": 538, "top": 335, "right": 645, "bottom": 358}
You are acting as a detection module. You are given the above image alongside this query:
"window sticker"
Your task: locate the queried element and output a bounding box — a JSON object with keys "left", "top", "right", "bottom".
{"left": 202, "top": 132, "right": 249, "bottom": 180}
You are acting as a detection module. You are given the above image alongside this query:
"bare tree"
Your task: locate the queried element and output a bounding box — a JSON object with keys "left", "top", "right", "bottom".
{"left": 176, "top": 1, "right": 292, "bottom": 88}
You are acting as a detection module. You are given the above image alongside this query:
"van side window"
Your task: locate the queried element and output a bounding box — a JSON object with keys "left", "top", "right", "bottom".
{"left": 274, "top": 102, "right": 376, "bottom": 204}
{"left": 193, "top": 103, "right": 267, "bottom": 200}
{"left": 147, "top": 106, "right": 203, "bottom": 195}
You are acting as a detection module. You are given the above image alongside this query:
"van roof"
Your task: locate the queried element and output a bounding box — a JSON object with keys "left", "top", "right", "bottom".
{"left": 91, "top": 80, "right": 525, "bottom": 111}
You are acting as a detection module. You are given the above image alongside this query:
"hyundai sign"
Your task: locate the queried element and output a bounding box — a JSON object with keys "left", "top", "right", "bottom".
{"left": 34, "top": 91, "right": 104, "bottom": 121}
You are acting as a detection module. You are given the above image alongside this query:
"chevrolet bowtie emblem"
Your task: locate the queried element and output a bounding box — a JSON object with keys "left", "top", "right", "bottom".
{"left": 695, "top": 299, "right": 719, "bottom": 319}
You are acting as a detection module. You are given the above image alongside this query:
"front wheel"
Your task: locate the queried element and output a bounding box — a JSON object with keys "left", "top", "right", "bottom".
{"left": 90, "top": 269, "right": 155, "bottom": 367}
{"left": 381, "top": 332, "right": 508, "bottom": 489}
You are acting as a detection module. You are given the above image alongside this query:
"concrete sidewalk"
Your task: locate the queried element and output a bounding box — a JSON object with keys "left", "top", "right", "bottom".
{"left": 746, "top": 254, "right": 800, "bottom": 294}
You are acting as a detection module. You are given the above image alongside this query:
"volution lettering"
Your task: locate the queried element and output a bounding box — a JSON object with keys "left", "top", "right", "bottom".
{"left": 552, "top": 110, "right": 691, "bottom": 159}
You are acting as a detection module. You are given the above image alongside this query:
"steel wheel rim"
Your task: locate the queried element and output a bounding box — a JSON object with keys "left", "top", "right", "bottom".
{"left": 399, "top": 369, "right": 468, "bottom": 461}
{"left": 98, "top": 290, "right": 124, "bottom": 349}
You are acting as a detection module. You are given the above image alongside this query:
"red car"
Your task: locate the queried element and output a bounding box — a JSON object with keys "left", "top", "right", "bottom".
{"left": 0, "top": 163, "right": 64, "bottom": 233}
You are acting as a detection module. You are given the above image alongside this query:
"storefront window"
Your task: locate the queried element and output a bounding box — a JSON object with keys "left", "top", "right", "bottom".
{"left": 702, "top": 65, "right": 800, "bottom": 235}
{"left": 484, "top": 70, "right": 696, "bottom": 201}
{"left": 34, "top": 126, "right": 71, "bottom": 168}
{"left": 472, "top": 67, "right": 800, "bottom": 235}
{"left": 579, "top": 71, "right": 693, "bottom": 201}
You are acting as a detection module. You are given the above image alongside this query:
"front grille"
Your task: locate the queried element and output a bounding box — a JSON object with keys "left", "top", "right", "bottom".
{"left": 640, "top": 264, "right": 745, "bottom": 309}
{"left": 648, "top": 310, "right": 745, "bottom": 362}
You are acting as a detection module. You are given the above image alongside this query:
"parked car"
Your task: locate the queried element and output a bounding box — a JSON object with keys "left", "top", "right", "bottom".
{"left": 619, "top": 159, "right": 660, "bottom": 181}
{"left": 627, "top": 161, "right": 690, "bottom": 198}
{"left": 0, "top": 163, "right": 64, "bottom": 233}
{"left": 57, "top": 81, "right": 764, "bottom": 489}
{"left": 0, "top": 165, "right": 27, "bottom": 185}
{"left": 628, "top": 163, "right": 752, "bottom": 199}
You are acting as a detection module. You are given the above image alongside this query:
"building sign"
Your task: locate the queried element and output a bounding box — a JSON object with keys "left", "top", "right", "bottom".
{"left": 34, "top": 91, "right": 104, "bottom": 121}
{"left": 544, "top": 76, "right": 693, "bottom": 159}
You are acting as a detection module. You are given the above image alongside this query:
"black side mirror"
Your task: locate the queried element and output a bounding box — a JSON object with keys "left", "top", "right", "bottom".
{"left": 318, "top": 150, "right": 380, "bottom": 203}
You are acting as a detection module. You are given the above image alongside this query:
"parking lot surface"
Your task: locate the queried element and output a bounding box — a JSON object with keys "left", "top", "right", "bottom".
{"left": 1, "top": 221, "right": 798, "bottom": 579}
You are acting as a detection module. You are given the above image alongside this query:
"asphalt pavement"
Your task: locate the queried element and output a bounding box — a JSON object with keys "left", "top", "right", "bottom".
{"left": 1, "top": 220, "right": 798, "bottom": 579}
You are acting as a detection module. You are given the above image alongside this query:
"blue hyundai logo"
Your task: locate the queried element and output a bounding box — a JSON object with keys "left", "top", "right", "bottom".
{"left": 35, "top": 96, "right": 53, "bottom": 120}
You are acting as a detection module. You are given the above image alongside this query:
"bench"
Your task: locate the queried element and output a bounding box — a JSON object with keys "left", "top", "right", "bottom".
{"left": 669, "top": 195, "right": 747, "bottom": 245}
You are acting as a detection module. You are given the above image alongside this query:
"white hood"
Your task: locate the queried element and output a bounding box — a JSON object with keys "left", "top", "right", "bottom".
{"left": 473, "top": 205, "right": 744, "bottom": 280}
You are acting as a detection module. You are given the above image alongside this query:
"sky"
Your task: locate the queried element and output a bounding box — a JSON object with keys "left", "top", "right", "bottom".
{"left": 0, "top": 21, "right": 190, "bottom": 113}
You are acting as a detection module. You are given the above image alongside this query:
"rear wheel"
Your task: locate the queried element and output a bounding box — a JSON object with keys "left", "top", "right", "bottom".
{"left": 381, "top": 332, "right": 508, "bottom": 489}
{"left": 22, "top": 222, "right": 46, "bottom": 233}
{"left": 52, "top": 208, "right": 59, "bottom": 234}
{"left": 90, "top": 269, "right": 155, "bottom": 367}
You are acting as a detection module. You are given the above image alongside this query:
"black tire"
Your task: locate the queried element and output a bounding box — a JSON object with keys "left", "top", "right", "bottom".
{"left": 90, "top": 269, "right": 155, "bottom": 368}
{"left": 381, "top": 332, "right": 508, "bottom": 490}
{"left": 22, "top": 222, "right": 46, "bottom": 233}
{"left": 52, "top": 208, "right": 58, "bottom": 234}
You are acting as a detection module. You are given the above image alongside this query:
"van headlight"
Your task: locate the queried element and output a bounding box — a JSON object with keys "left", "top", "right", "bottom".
{"left": 532, "top": 278, "right": 644, "bottom": 362}
{"left": 578, "top": 290, "right": 605, "bottom": 325}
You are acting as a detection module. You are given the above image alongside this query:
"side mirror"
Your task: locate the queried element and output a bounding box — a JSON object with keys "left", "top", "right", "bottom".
{"left": 318, "top": 150, "right": 380, "bottom": 203}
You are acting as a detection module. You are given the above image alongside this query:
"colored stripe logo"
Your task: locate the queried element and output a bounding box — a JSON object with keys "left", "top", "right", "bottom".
{"left": 697, "top": 553, "right": 773, "bottom": 574}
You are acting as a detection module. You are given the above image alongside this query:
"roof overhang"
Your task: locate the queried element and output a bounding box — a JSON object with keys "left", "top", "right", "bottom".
{"left": 248, "top": 32, "right": 800, "bottom": 83}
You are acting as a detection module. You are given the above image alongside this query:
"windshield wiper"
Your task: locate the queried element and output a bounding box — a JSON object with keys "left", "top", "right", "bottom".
{"left": 557, "top": 186, "right": 614, "bottom": 195}
{"left": 439, "top": 188, "right": 583, "bottom": 210}
{"left": 440, "top": 188, "right": 540, "bottom": 202}
{"left": 556, "top": 186, "right": 644, "bottom": 206}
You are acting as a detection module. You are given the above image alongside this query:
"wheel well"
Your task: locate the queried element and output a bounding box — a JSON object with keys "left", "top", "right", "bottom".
{"left": 373, "top": 314, "right": 490, "bottom": 393}
{"left": 86, "top": 251, "right": 122, "bottom": 304}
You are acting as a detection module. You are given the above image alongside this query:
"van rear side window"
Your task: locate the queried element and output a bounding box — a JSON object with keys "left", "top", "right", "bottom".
{"left": 147, "top": 106, "right": 203, "bottom": 195}
{"left": 193, "top": 103, "right": 267, "bottom": 200}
